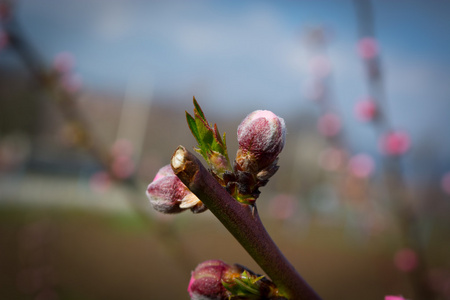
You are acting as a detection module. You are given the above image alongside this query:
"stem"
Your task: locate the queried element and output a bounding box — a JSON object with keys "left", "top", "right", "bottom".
{"left": 171, "top": 146, "right": 322, "bottom": 300}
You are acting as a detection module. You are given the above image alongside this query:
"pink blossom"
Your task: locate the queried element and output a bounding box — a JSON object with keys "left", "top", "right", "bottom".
{"left": 379, "top": 131, "right": 411, "bottom": 156}
{"left": 357, "top": 37, "right": 379, "bottom": 59}
{"left": 317, "top": 113, "right": 341, "bottom": 137}
{"left": 348, "top": 153, "right": 375, "bottom": 178}
{"left": 354, "top": 97, "right": 378, "bottom": 121}
{"left": 440, "top": 172, "right": 450, "bottom": 195}
{"left": 394, "top": 248, "right": 418, "bottom": 272}
{"left": 60, "top": 73, "right": 83, "bottom": 93}
{"left": 53, "top": 52, "right": 75, "bottom": 74}
{"left": 111, "top": 154, "right": 135, "bottom": 179}
{"left": 385, "top": 296, "right": 407, "bottom": 300}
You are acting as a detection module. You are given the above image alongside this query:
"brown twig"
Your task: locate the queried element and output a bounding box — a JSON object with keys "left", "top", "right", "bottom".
{"left": 171, "top": 145, "right": 322, "bottom": 300}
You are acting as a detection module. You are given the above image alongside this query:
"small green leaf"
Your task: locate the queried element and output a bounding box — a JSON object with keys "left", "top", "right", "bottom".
{"left": 186, "top": 112, "right": 200, "bottom": 144}
{"left": 193, "top": 96, "right": 206, "bottom": 121}
{"left": 195, "top": 115, "right": 214, "bottom": 150}
{"left": 186, "top": 98, "right": 232, "bottom": 176}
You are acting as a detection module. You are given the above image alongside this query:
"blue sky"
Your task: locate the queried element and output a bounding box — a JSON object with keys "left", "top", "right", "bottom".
{"left": 3, "top": 0, "right": 450, "bottom": 181}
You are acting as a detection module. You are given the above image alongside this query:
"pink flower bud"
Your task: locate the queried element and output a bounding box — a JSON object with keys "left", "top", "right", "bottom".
{"left": 236, "top": 110, "right": 286, "bottom": 172}
{"left": 188, "top": 260, "right": 232, "bottom": 300}
{"left": 357, "top": 37, "right": 378, "bottom": 59}
{"left": 379, "top": 131, "right": 411, "bottom": 156}
{"left": 146, "top": 165, "right": 205, "bottom": 214}
{"left": 188, "top": 260, "right": 283, "bottom": 299}
{"left": 354, "top": 97, "right": 378, "bottom": 122}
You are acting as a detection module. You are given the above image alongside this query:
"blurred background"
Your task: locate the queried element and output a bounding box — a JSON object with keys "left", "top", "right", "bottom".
{"left": 1, "top": 0, "right": 450, "bottom": 299}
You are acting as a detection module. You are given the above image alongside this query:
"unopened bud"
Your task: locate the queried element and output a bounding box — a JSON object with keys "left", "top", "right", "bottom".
{"left": 188, "top": 260, "right": 232, "bottom": 300}
{"left": 236, "top": 110, "right": 286, "bottom": 173}
{"left": 188, "top": 260, "right": 285, "bottom": 300}
{"left": 146, "top": 165, "right": 206, "bottom": 214}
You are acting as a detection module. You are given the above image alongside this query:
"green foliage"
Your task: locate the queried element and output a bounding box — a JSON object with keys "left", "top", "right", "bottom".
{"left": 222, "top": 270, "right": 284, "bottom": 299}
{"left": 186, "top": 97, "right": 231, "bottom": 177}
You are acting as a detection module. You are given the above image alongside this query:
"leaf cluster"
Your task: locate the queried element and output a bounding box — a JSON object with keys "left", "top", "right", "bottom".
{"left": 186, "top": 97, "right": 231, "bottom": 175}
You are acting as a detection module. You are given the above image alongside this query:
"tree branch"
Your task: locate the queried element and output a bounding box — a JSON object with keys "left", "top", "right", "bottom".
{"left": 171, "top": 145, "right": 322, "bottom": 300}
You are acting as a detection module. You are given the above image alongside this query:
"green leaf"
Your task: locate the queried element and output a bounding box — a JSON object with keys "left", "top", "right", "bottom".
{"left": 186, "top": 112, "right": 200, "bottom": 144}
{"left": 193, "top": 96, "right": 206, "bottom": 121}
{"left": 186, "top": 97, "right": 232, "bottom": 176}
{"left": 194, "top": 113, "right": 214, "bottom": 151}
{"left": 234, "top": 278, "right": 260, "bottom": 295}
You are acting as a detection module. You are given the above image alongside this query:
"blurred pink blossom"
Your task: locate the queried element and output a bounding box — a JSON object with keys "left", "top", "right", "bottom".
{"left": 317, "top": 113, "right": 341, "bottom": 137}
{"left": 348, "top": 153, "right": 375, "bottom": 178}
{"left": 385, "top": 296, "right": 407, "bottom": 300}
{"left": 308, "top": 55, "right": 332, "bottom": 78}
{"left": 60, "top": 73, "right": 83, "bottom": 93}
{"left": 379, "top": 131, "right": 411, "bottom": 156}
{"left": 394, "top": 248, "right": 418, "bottom": 272}
{"left": 357, "top": 37, "right": 379, "bottom": 59}
{"left": 354, "top": 97, "right": 378, "bottom": 122}
{"left": 111, "top": 139, "right": 134, "bottom": 158}
{"left": 89, "top": 171, "right": 111, "bottom": 193}
{"left": 440, "top": 172, "right": 450, "bottom": 195}
{"left": 53, "top": 52, "right": 75, "bottom": 74}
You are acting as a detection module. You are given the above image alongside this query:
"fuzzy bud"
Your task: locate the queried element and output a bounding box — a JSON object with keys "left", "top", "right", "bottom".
{"left": 188, "top": 260, "right": 284, "bottom": 300}
{"left": 236, "top": 110, "right": 286, "bottom": 173}
{"left": 188, "top": 260, "right": 232, "bottom": 300}
{"left": 146, "top": 165, "right": 206, "bottom": 214}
